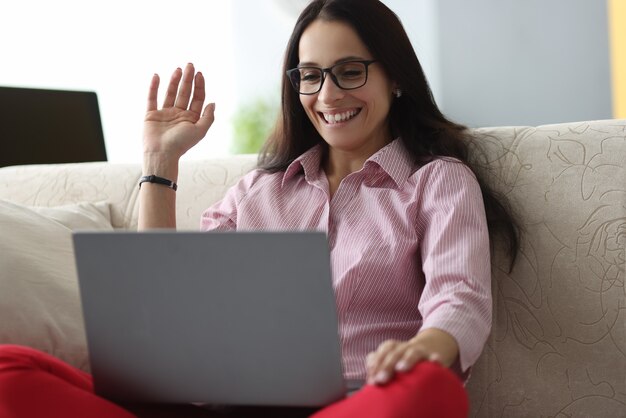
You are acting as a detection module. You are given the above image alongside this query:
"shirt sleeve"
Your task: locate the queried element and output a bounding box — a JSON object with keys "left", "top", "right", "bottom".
{"left": 199, "top": 170, "right": 261, "bottom": 232}
{"left": 417, "top": 159, "right": 492, "bottom": 372}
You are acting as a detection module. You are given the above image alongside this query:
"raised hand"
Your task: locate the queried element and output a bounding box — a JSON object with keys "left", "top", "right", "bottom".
{"left": 143, "top": 63, "right": 215, "bottom": 160}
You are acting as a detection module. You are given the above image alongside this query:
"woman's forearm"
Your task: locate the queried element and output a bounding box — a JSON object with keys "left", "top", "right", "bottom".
{"left": 138, "top": 65, "right": 215, "bottom": 230}
{"left": 138, "top": 153, "right": 179, "bottom": 230}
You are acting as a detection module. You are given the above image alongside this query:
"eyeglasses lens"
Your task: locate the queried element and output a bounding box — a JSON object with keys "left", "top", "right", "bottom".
{"left": 292, "top": 61, "right": 368, "bottom": 94}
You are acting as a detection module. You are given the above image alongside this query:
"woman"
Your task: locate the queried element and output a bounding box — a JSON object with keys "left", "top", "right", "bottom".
{"left": 0, "top": 0, "right": 518, "bottom": 417}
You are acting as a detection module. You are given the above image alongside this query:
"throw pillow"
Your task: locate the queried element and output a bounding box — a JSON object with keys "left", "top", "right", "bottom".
{"left": 0, "top": 199, "right": 114, "bottom": 372}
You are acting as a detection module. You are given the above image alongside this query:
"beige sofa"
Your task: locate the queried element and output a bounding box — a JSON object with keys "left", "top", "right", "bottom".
{"left": 0, "top": 119, "right": 624, "bottom": 417}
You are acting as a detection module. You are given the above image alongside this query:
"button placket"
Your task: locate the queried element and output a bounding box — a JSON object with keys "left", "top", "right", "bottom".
{"left": 328, "top": 217, "right": 337, "bottom": 249}
{"left": 327, "top": 174, "right": 362, "bottom": 250}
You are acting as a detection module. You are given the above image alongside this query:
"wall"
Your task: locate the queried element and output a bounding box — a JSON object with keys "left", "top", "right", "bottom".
{"left": 437, "top": 0, "right": 612, "bottom": 127}
{"left": 1, "top": 0, "right": 614, "bottom": 162}
{"left": 232, "top": 0, "right": 613, "bottom": 129}
{"left": 609, "top": 0, "right": 626, "bottom": 118}
{"left": 1, "top": 0, "right": 236, "bottom": 162}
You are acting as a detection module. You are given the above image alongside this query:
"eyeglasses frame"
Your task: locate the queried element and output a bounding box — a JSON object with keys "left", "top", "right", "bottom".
{"left": 286, "top": 59, "right": 378, "bottom": 95}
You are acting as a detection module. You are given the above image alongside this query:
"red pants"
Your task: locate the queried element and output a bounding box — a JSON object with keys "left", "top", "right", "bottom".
{"left": 0, "top": 345, "right": 468, "bottom": 418}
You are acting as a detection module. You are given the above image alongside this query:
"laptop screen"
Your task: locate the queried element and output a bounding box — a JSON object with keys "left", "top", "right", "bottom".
{"left": 0, "top": 86, "right": 107, "bottom": 167}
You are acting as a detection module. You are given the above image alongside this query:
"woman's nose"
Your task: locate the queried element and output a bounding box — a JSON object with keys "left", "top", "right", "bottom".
{"left": 317, "top": 73, "right": 345, "bottom": 103}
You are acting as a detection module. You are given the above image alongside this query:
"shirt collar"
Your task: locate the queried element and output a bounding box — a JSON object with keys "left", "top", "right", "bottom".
{"left": 282, "top": 144, "right": 324, "bottom": 187}
{"left": 364, "top": 138, "right": 414, "bottom": 188}
{"left": 282, "top": 138, "right": 414, "bottom": 188}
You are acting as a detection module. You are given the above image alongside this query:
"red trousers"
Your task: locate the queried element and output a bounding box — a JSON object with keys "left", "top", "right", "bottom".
{"left": 0, "top": 345, "right": 468, "bottom": 418}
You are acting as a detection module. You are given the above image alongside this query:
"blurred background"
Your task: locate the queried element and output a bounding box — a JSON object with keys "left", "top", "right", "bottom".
{"left": 1, "top": 0, "right": 624, "bottom": 163}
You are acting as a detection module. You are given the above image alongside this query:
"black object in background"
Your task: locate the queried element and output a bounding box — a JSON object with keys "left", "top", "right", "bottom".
{"left": 0, "top": 86, "right": 107, "bottom": 167}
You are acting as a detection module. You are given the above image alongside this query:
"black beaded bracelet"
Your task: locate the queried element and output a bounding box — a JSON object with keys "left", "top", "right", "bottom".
{"left": 138, "top": 175, "right": 178, "bottom": 191}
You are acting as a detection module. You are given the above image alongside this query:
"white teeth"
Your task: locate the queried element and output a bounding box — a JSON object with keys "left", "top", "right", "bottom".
{"left": 323, "top": 110, "right": 358, "bottom": 124}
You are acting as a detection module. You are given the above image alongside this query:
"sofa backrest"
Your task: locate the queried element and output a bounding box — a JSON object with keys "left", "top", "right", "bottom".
{"left": 465, "top": 120, "right": 625, "bottom": 417}
{"left": 0, "top": 155, "right": 257, "bottom": 230}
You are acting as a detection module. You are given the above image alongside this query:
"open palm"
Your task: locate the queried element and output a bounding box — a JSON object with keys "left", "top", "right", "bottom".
{"left": 143, "top": 63, "right": 215, "bottom": 159}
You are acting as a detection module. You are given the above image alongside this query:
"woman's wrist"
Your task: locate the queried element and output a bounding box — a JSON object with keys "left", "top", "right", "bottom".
{"left": 142, "top": 152, "right": 180, "bottom": 182}
{"left": 408, "top": 328, "right": 459, "bottom": 367}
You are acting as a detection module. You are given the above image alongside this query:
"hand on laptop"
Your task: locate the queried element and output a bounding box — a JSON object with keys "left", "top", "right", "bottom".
{"left": 143, "top": 63, "right": 215, "bottom": 161}
{"left": 365, "top": 328, "right": 459, "bottom": 385}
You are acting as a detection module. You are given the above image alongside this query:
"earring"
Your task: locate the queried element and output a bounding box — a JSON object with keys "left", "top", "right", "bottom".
{"left": 394, "top": 88, "right": 402, "bottom": 98}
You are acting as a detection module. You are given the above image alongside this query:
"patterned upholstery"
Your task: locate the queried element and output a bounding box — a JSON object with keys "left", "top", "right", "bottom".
{"left": 0, "top": 119, "right": 624, "bottom": 417}
{"left": 466, "top": 120, "right": 626, "bottom": 417}
{"left": 0, "top": 155, "right": 258, "bottom": 231}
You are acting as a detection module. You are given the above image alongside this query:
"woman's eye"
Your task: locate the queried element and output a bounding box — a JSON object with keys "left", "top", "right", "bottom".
{"left": 301, "top": 72, "right": 321, "bottom": 83}
{"left": 340, "top": 69, "right": 364, "bottom": 79}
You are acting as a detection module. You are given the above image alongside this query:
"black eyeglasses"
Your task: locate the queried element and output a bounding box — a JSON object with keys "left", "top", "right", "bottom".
{"left": 286, "top": 60, "right": 378, "bottom": 95}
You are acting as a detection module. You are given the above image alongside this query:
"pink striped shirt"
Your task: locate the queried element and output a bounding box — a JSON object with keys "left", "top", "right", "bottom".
{"left": 200, "top": 139, "right": 491, "bottom": 380}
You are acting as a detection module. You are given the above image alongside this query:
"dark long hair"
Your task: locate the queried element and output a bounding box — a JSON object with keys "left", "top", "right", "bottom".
{"left": 259, "top": 0, "right": 519, "bottom": 268}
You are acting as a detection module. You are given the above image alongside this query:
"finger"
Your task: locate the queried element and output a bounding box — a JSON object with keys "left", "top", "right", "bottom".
{"left": 395, "top": 345, "right": 428, "bottom": 372}
{"left": 373, "top": 344, "right": 409, "bottom": 384}
{"left": 428, "top": 352, "right": 443, "bottom": 365}
{"left": 367, "top": 340, "right": 396, "bottom": 371}
{"left": 174, "top": 63, "right": 195, "bottom": 109}
{"left": 146, "top": 73, "right": 159, "bottom": 112}
{"left": 189, "top": 72, "right": 206, "bottom": 115}
{"left": 365, "top": 351, "right": 379, "bottom": 380}
{"left": 365, "top": 340, "right": 399, "bottom": 384}
{"left": 162, "top": 67, "right": 183, "bottom": 108}
{"left": 195, "top": 102, "right": 216, "bottom": 135}
{"left": 365, "top": 351, "right": 382, "bottom": 384}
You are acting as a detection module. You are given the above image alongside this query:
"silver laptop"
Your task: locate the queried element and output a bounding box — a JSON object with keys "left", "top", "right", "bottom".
{"left": 73, "top": 231, "right": 358, "bottom": 407}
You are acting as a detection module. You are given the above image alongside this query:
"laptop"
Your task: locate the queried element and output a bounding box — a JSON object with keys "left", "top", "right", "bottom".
{"left": 0, "top": 86, "right": 106, "bottom": 167}
{"left": 72, "top": 231, "right": 359, "bottom": 407}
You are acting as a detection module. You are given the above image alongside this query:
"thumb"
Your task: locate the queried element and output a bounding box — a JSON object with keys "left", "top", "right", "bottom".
{"left": 197, "top": 102, "right": 216, "bottom": 132}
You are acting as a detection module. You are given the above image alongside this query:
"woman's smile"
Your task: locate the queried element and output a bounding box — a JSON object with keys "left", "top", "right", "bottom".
{"left": 318, "top": 108, "right": 362, "bottom": 125}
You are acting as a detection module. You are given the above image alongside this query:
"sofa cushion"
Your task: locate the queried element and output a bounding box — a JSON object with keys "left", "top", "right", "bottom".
{"left": 0, "top": 200, "right": 113, "bottom": 371}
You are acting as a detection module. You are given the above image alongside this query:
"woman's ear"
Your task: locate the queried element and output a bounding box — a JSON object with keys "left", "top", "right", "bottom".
{"left": 391, "top": 82, "right": 402, "bottom": 98}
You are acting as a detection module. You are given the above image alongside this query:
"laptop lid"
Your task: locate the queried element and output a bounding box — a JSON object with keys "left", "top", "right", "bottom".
{"left": 73, "top": 231, "right": 347, "bottom": 407}
{"left": 0, "top": 86, "right": 106, "bottom": 167}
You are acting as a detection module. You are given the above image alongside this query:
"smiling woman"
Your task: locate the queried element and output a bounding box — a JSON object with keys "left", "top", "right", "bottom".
{"left": 0, "top": 1, "right": 518, "bottom": 417}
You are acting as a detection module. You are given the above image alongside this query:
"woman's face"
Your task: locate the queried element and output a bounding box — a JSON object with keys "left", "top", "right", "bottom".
{"left": 297, "top": 19, "right": 395, "bottom": 155}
